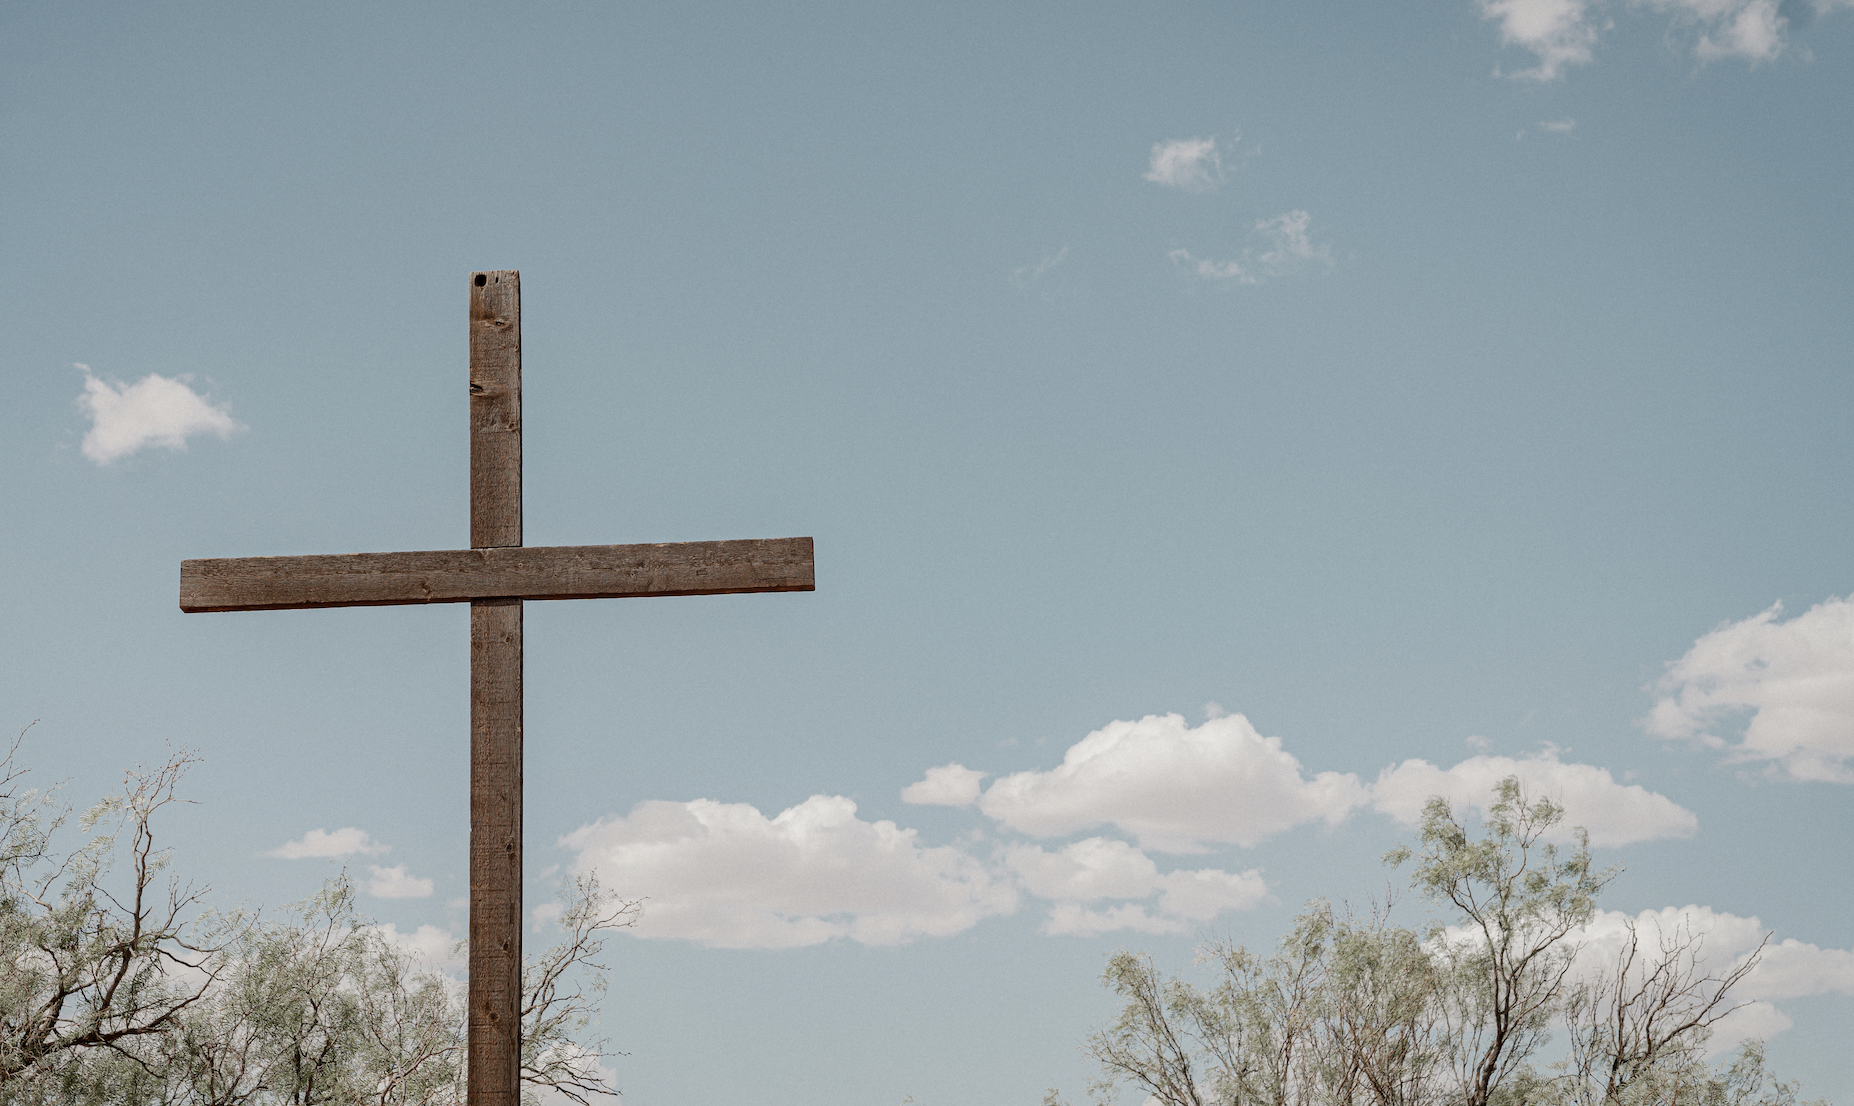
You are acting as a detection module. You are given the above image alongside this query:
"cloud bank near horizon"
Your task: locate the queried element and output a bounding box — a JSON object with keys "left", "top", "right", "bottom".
{"left": 560, "top": 705, "right": 1704, "bottom": 951}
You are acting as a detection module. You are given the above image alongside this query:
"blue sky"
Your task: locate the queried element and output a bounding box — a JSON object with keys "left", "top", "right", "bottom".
{"left": 4, "top": 1, "right": 1853, "bottom": 1101}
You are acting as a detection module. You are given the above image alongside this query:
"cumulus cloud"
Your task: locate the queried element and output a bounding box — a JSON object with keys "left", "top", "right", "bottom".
{"left": 901, "top": 763, "right": 987, "bottom": 806}
{"left": 1745, "top": 935, "right": 1854, "bottom": 999}
{"left": 371, "top": 922, "right": 463, "bottom": 974}
{"left": 553, "top": 705, "right": 1713, "bottom": 949}
{"left": 1566, "top": 905, "right": 1854, "bottom": 1004}
{"left": 1556, "top": 905, "right": 1854, "bottom": 1050}
{"left": 977, "top": 713, "right": 1368, "bottom": 853}
{"left": 1645, "top": 596, "right": 1854, "bottom": 782}
{"left": 367, "top": 864, "right": 434, "bottom": 899}
{"left": 266, "top": 826, "right": 389, "bottom": 860}
{"left": 1371, "top": 752, "right": 1699, "bottom": 846}
{"left": 1005, "top": 837, "right": 1270, "bottom": 936}
{"left": 1144, "top": 137, "right": 1226, "bottom": 191}
{"left": 1170, "top": 211, "right": 1331, "bottom": 286}
{"left": 560, "top": 795, "right": 1017, "bottom": 949}
{"left": 75, "top": 364, "right": 240, "bottom": 464}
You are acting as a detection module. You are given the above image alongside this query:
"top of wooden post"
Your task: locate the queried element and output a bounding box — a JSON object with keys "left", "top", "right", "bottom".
{"left": 470, "top": 271, "right": 521, "bottom": 549}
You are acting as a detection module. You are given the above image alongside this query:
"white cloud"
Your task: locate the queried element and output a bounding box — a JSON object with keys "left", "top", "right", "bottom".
{"left": 75, "top": 364, "right": 240, "bottom": 464}
{"left": 1479, "top": 0, "right": 1605, "bottom": 79}
{"left": 1005, "top": 837, "right": 1270, "bottom": 936}
{"left": 1480, "top": 0, "right": 1849, "bottom": 75}
{"left": 1370, "top": 752, "right": 1698, "bottom": 846}
{"left": 901, "top": 763, "right": 987, "bottom": 807}
{"left": 560, "top": 795, "right": 1017, "bottom": 949}
{"left": 1649, "top": 0, "right": 1789, "bottom": 62}
{"left": 370, "top": 922, "right": 463, "bottom": 974}
{"left": 1007, "top": 837, "right": 1169, "bottom": 901}
{"left": 1745, "top": 935, "right": 1854, "bottom": 999}
{"left": 1143, "top": 137, "right": 1225, "bottom": 191}
{"left": 1570, "top": 906, "right": 1854, "bottom": 1003}
{"left": 1168, "top": 248, "right": 1252, "bottom": 283}
{"left": 1169, "top": 211, "right": 1331, "bottom": 286}
{"left": 977, "top": 713, "right": 1368, "bottom": 853}
{"left": 265, "top": 826, "right": 389, "bottom": 859}
{"left": 1645, "top": 596, "right": 1854, "bottom": 782}
{"left": 1552, "top": 905, "right": 1854, "bottom": 1051}
{"left": 1252, "top": 210, "right": 1331, "bottom": 272}
{"left": 1704, "top": 1000, "right": 1793, "bottom": 1051}
{"left": 367, "top": 863, "right": 434, "bottom": 899}
{"left": 1012, "top": 246, "right": 1069, "bottom": 286}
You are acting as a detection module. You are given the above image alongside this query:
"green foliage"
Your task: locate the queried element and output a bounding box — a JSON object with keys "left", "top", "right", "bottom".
{"left": 1077, "top": 900, "right": 1439, "bottom": 1106}
{"left": 0, "top": 734, "right": 636, "bottom": 1106}
{"left": 1059, "top": 777, "right": 1826, "bottom": 1106}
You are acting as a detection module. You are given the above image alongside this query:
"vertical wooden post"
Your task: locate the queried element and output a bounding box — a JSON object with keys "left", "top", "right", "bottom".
{"left": 468, "top": 270, "right": 522, "bottom": 1106}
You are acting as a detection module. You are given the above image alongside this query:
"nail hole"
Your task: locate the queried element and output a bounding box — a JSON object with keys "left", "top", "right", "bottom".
{"left": 474, "top": 274, "right": 487, "bottom": 287}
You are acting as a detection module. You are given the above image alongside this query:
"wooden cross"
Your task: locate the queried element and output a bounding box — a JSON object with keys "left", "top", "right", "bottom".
{"left": 178, "top": 271, "right": 814, "bottom": 1106}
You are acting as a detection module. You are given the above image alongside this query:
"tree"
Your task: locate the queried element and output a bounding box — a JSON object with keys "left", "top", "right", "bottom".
{"left": 0, "top": 733, "right": 637, "bottom": 1105}
{"left": 0, "top": 732, "right": 228, "bottom": 1096}
{"left": 1393, "top": 779, "right": 1611, "bottom": 1106}
{"left": 1053, "top": 778, "right": 1824, "bottom": 1106}
{"left": 1073, "top": 900, "right": 1439, "bottom": 1106}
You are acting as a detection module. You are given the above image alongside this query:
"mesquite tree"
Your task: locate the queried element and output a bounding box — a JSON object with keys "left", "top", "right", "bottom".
{"left": 0, "top": 732, "right": 635, "bottom": 1106}
{"left": 1056, "top": 779, "right": 1823, "bottom": 1106}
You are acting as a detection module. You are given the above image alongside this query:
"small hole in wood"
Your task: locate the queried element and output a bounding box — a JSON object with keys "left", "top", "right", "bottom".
{"left": 474, "top": 274, "right": 487, "bottom": 287}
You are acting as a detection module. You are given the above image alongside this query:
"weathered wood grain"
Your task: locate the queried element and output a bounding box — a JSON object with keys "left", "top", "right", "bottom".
{"left": 469, "top": 597, "right": 522, "bottom": 1106}
{"left": 469, "top": 270, "right": 523, "bottom": 1106}
{"left": 470, "top": 270, "right": 521, "bottom": 551}
{"left": 177, "top": 270, "right": 819, "bottom": 1106}
{"left": 179, "top": 537, "right": 815, "bottom": 612}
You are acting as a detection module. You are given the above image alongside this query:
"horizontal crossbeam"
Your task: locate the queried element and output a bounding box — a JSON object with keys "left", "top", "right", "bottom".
{"left": 180, "top": 537, "right": 814, "bottom": 613}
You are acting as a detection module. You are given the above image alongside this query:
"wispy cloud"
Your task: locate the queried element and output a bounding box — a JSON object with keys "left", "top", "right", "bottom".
{"left": 1480, "top": 0, "right": 1606, "bottom": 79}
{"left": 75, "top": 364, "right": 240, "bottom": 464}
{"left": 1168, "top": 249, "right": 1254, "bottom": 283}
{"left": 1253, "top": 210, "right": 1331, "bottom": 270}
{"left": 1011, "top": 246, "right": 1069, "bottom": 287}
{"left": 1480, "top": 0, "right": 1848, "bottom": 78}
{"left": 367, "top": 864, "right": 435, "bottom": 899}
{"left": 1661, "top": 0, "right": 1789, "bottom": 63}
{"left": 1143, "top": 136, "right": 1227, "bottom": 192}
{"left": 266, "top": 826, "right": 389, "bottom": 859}
{"left": 1516, "top": 117, "right": 1578, "bottom": 140}
{"left": 1169, "top": 210, "right": 1333, "bottom": 286}
{"left": 1646, "top": 595, "right": 1854, "bottom": 782}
